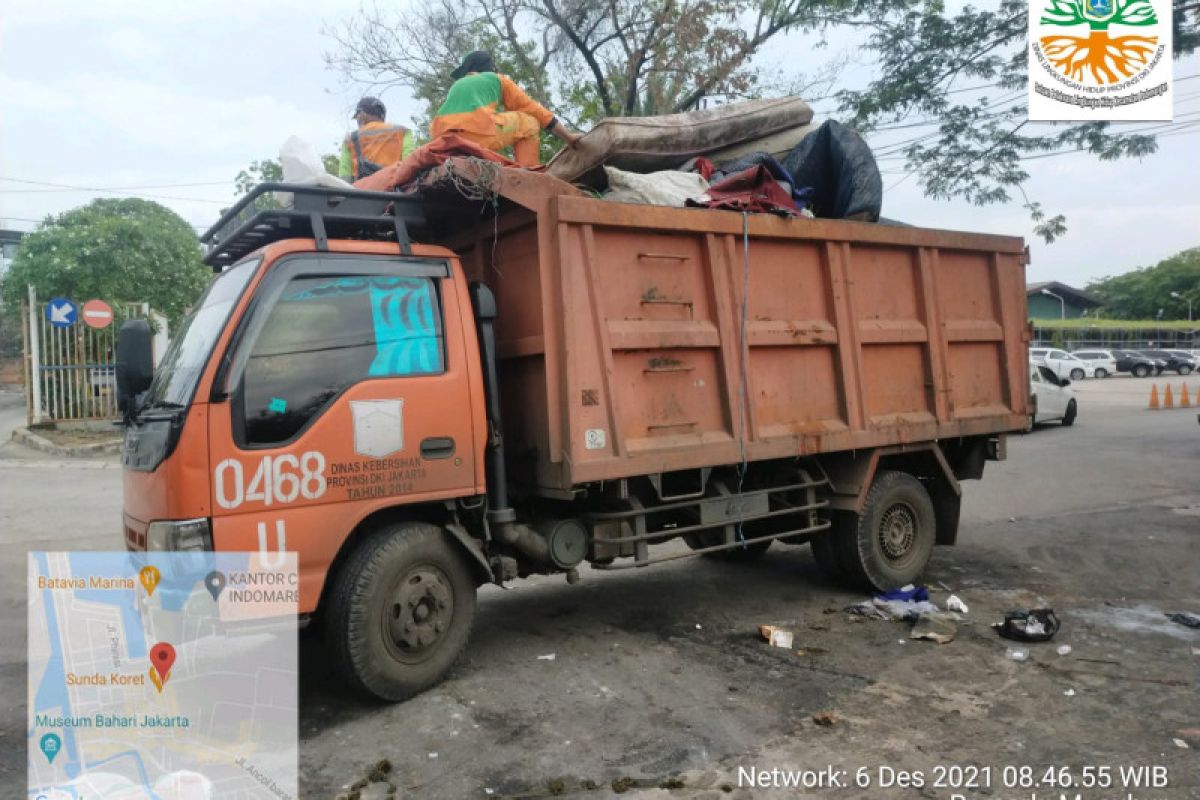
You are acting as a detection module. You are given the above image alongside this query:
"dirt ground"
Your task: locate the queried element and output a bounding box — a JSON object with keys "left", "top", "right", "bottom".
{"left": 1, "top": 377, "right": 1197, "bottom": 799}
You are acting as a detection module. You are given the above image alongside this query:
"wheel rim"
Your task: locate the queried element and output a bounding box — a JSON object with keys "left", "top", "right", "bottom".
{"left": 1071, "top": 369, "right": 1084, "bottom": 380}
{"left": 382, "top": 564, "right": 455, "bottom": 664}
{"left": 878, "top": 502, "right": 917, "bottom": 564}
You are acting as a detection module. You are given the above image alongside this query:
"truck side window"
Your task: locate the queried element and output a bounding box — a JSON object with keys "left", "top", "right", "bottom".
{"left": 241, "top": 274, "right": 445, "bottom": 445}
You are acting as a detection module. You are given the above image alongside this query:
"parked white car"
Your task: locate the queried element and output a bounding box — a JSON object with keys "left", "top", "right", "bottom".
{"left": 1068, "top": 349, "right": 1119, "bottom": 378}
{"left": 1029, "top": 347, "right": 1095, "bottom": 380}
{"left": 1030, "top": 364, "right": 1077, "bottom": 427}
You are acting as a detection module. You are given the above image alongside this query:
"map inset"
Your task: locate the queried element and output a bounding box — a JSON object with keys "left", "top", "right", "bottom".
{"left": 28, "top": 551, "right": 298, "bottom": 799}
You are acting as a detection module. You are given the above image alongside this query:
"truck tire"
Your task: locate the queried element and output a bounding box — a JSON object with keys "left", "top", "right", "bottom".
{"left": 325, "top": 521, "right": 477, "bottom": 702}
{"left": 810, "top": 514, "right": 852, "bottom": 581}
{"left": 835, "top": 471, "right": 936, "bottom": 592}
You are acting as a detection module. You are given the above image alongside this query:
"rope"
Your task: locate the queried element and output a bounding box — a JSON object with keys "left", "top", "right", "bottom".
{"left": 735, "top": 212, "right": 751, "bottom": 547}
{"left": 441, "top": 158, "right": 504, "bottom": 278}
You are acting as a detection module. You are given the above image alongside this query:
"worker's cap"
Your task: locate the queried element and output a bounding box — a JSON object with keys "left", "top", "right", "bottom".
{"left": 451, "top": 50, "right": 495, "bottom": 79}
{"left": 353, "top": 96, "right": 386, "bottom": 118}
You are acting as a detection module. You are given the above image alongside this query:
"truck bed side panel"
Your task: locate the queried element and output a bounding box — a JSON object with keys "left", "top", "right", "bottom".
{"left": 458, "top": 196, "right": 1028, "bottom": 493}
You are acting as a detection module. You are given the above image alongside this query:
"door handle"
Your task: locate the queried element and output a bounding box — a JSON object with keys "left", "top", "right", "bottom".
{"left": 420, "top": 437, "right": 455, "bottom": 459}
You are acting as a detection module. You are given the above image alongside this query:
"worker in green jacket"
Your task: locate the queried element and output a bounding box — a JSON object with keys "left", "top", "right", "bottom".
{"left": 432, "top": 51, "right": 580, "bottom": 166}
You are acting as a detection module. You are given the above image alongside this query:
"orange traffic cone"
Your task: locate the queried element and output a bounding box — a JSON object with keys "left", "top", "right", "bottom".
{"left": 1164, "top": 384, "right": 1174, "bottom": 409}
{"left": 1182, "top": 384, "right": 1192, "bottom": 408}
{"left": 1149, "top": 384, "right": 1160, "bottom": 409}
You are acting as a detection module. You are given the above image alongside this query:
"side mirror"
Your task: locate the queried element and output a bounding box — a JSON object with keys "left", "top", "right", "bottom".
{"left": 116, "top": 319, "right": 155, "bottom": 413}
{"left": 1059, "top": 378, "right": 1071, "bottom": 387}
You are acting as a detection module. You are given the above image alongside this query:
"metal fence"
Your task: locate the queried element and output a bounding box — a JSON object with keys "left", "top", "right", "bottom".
{"left": 22, "top": 301, "right": 120, "bottom": 421}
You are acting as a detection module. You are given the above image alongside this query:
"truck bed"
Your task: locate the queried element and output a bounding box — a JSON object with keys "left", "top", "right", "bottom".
{"left": 444, "top": 170, "right": 1029, "bottom": 494}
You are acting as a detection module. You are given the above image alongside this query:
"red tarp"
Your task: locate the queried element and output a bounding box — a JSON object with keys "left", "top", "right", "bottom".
{"left": 353, "top": 133, "right": 521, "bottom": 192}
{"left": 687, "top": 164, "right": 799, "bottom": 215}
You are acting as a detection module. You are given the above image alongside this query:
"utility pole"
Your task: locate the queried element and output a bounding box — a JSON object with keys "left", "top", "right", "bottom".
{"left": 1041, "top": 288, "right": 1066, "bottom": 320}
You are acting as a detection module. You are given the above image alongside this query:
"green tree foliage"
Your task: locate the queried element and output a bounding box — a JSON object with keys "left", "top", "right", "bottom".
{"left": 1087, "top": 246, "right": 1200, "bottom": 320}
{"left": 0, "top": 199, "right": 209, "bottom": 326}
{"left": 324, "top": 0, "right": 1198, "bottom": 240}
{"left": 838, "top": 0, "right": 1196, "bottom": 241}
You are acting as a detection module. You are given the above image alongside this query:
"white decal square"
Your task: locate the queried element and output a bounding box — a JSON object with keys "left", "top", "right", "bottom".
{"left": 351, "top": 399, "right": 404, "bottom": 458}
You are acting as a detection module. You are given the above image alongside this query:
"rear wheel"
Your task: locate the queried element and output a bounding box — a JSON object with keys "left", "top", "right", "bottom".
{"left": 1133, "top": 364, "right": 1151, "bottom": 378}
{"left": 1069, "top": 368, "right": 1085, "bottom": 380}
{"left": 1094, "top": 367, "right": 1108, "bottom": 378}
{"left": 1062, "top": 399, "right": 1077, "bottom": 427}
{"left": 810, "top": 518, "right": 850, "bottom": 580}
{"left": 326, "top": 521, "right": 477, "bottom": 702}
{"left": 835, "top": 471, "right": 936, "bottom": 592}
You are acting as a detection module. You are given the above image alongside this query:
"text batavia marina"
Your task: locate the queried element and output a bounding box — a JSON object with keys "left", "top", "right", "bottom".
{"left": 37, "top": 576, "right": 137, "bottom": 590}
{"left": 35, "top": 713, "right": 190, "bottom": 728}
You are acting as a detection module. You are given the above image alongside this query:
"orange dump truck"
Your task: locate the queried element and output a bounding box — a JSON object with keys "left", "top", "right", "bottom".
{"left": 117, "top": 165, "right": 1030, "bottom": 700}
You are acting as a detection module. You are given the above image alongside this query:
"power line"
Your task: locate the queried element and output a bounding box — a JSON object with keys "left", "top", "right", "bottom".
{"left": 0, "top": 177, "right": 230, "bottom": 193}
{"left": 0, "top": 176, "right": 228, "bottom": 204}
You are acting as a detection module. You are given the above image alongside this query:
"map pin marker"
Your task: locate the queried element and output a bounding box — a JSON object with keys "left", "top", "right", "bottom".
{"left": 39, "top": 732, "right": 62, "bottom": 764}
{"left": 139, "top": 566, "right": 161, "bottom": 597}
{"left": 150, "top": 642, "right": 176, "bottom": 691}
{"left": 204, "top": 570, "right": 226, "bottom": 601}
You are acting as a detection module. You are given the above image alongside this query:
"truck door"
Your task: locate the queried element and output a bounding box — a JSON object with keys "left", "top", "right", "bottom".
{"left": 205, "top": 253, "right": 480, "bottom": 611}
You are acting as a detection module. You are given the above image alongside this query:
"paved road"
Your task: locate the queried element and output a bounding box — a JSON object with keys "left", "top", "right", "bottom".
{"left": 1, "top": 378, "right": 1197, "bottom": 798}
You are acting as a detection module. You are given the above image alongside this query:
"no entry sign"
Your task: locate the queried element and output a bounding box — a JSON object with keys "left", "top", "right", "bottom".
{"left": 82, "top": 299, "right": 114, "bottom": 329}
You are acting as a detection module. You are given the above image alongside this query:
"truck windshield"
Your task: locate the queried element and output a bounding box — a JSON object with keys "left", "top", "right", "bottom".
{"left": 141, "top": 258, "right": 258, "bottom": 409}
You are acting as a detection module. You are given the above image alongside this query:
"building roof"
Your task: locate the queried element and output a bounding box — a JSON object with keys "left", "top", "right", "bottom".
{"left": 1027, "top": 281, "right": 1103, "bottom": 308}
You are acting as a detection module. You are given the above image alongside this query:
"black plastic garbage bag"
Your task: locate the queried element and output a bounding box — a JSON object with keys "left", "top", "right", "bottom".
{"left": 995, "top": 608, "right": 1060, "bottom": 642}
{"left": 781, "top": 120, "right": 882, "bottom": 221}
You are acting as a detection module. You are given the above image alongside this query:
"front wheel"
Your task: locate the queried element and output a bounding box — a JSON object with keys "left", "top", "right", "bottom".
{"left": 1069, "top": 368, "right": 1085, "bottom": 380}
{"left": 1178, "top": 365, "right": 1193, "bottom": 376}
{"left": 835, "top": 471, "right": 936, "bottom": 592}
{"left": 1133, "top": 364, "right": 1151, "bottom": 378}
{"left": 326, "top": 521, "right": 477, "bottom": 701}
{"left": 1062, "top": 399, "right": 1077, "bottom": 427}
{"left": 1094, "top": 367, "right": 1108, "bottom": 379}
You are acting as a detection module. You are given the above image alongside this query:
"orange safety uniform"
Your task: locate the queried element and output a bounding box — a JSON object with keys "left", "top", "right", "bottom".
{"left": 340, "top": 121, "right": 414, "bottom": 180}
{"left": 431, "top": 72, "right": 554, "bottom": 166}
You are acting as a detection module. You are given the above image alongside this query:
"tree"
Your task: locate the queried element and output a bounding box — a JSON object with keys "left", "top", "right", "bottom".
{"left": 837, "top": 0, "right": 1196, "bottom": 242}
{"left": 0, "top": 199, "right": 210, "bottom": 326}
{"left": 1087, "top": 246, "right": 1200, "bottom": 319}
{"left": 325, "top": 0, "right": 870, "bottom": 127}
{"left": 325, "top": 0, "right": 1198, "bottom": 241}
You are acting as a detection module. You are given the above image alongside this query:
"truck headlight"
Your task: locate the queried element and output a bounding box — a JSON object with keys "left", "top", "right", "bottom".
{"left": 147, "top": 518, "right": 213, "bottom": 551}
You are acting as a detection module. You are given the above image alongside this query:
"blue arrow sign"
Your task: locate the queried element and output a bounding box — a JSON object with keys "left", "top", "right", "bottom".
{"left": 45, "top": 297, "right": 77, "bottom": 327}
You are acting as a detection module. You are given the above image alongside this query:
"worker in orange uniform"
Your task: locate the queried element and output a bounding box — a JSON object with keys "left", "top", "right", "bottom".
{"left": 432, "top": 51, "right": 581, "bottom": 166}
{"left": 340, "top": 97, "right": 415, "bottom": 181}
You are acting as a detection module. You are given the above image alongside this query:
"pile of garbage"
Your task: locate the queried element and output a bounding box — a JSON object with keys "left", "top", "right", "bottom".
{"left": 546, "top": 97, "right": 882, "bottom": 221}
{"left": 274, "top": 95, "right": 883, "bottom": 223}
{"left": 845, "top": 585, "right": 967, "bottom": 644}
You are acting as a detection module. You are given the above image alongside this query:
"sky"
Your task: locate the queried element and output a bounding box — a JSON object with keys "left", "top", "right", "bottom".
{"left": 1, "top": 0, "right": 1197, "bottom": 289}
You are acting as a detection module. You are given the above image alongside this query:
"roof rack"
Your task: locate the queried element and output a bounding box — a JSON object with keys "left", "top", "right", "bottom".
{"left": 199, "top": 182, "right": 426, "bottom": 271}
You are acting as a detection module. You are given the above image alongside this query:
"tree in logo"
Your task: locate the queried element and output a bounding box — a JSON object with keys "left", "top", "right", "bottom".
{"left": 1039, "top": 0, "right": 1159, "bottom": 84}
